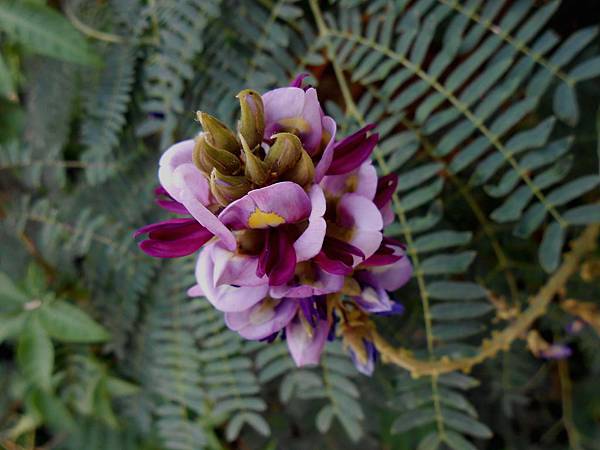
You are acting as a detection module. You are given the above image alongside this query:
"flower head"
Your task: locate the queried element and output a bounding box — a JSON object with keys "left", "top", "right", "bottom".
{"left": 135, "top": 75, "right": 412, "bottom": 372}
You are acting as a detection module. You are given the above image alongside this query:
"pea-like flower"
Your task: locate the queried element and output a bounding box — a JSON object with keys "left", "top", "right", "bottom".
{"left": 135, "top": 75, "right": 413, "bottom": 375}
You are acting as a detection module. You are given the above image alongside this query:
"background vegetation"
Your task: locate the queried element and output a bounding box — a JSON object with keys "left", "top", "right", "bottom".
{"left": 0, "top": 0, "right": 599, "bottom": 449}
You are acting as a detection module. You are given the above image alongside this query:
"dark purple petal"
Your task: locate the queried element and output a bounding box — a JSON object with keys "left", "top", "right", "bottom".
{"left": 362, "top": 237, "right": 404, "bottom": 267}
{"left": 373, "top": 174, "right": 398, "bottom": 209}
{"left": 326, "top": 124, "right": 378, "bottom": 176}
{"left": 155, "top": 185, "right": 189, "bottom": 214}
{"left": 135, "top": 218, "right": 213, "bottom": 258}
{"left": 257, "top": 229, "right": 297, "bottom": 286}
{"left": 350, "top": 339, "right": 377, "bottom": 376}
{"left": 314, "top": 251, "right": 353, "bottom": 275}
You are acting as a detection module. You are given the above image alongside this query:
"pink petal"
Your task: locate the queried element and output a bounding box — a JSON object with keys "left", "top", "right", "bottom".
{"left": 300, "top": 88, "right": 323, "bottom": 153}
{"left": 187, "top": 284, "right": 204, "bottom": 297}
{"left": 195, "top": 244, "right": 268, "bottom": 312}
{"left": 225, "top": 299, "right": 298, "bottom": 340}
{"left": 219, "top": 182, "right": 311, "bottom": 230}
{"left": 286, "top": 318, "right": 330, "bottom": 367}
{"left": 294, "top": 185, "right": 326, "bottom": 262}
{"left": 314, "top": 116, "right": 337, "bottom": 182}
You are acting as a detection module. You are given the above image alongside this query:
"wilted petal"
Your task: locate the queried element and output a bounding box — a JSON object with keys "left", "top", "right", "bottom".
{"left": 320, "top": 162, "right": 377, "bottom": 200}
{"left": 225, "top": 298, "right": 298, "bottom": 340}
{"left": 286, "top": 317, "right": 330, "bottom": 366}
{"left": 196, "top": 244, "right": 269, "bottom": 312}
{"left": 314, "top": 116, "right": 337, "bottom": 182}
{"left": 219, "top": 182, "right": 311, "bottom": 230}
{"left": 350, "top": 340, "right": 377, "bottom": 376}
{"left": 294, "top": 184, "right": 326, "bottom": 262}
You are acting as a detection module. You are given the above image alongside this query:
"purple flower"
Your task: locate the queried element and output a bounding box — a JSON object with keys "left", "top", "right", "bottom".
{"left": 541, "top": 344, "right": 572, "bottom": 360}
{"left": 134, "top": 76, "right": 414, "bottom": 374}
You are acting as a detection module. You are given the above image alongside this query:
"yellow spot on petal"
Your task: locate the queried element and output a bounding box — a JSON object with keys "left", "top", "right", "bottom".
{"left": 248, "top": 208, "right": 285, "bottom": 229}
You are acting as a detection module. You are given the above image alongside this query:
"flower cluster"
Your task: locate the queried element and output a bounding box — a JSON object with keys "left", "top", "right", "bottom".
{"left": 136, "top": 75, "right": 412, "bottom": 375}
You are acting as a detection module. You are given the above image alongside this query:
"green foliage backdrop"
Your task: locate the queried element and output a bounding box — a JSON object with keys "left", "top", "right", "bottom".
{"left": 0, "top": 0, "right": 599, "bottom": 449}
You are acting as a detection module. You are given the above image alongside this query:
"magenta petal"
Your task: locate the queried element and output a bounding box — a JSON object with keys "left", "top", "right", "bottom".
{"left": 290, "top": 73, "right": 310, "bottom": 89}
{"left": 294, "top": 185, "right": 326, "bottom": 262}
{"left": 314, "top": 251, "right": 353, "bottom": 275}
{"left": 155, "top": 185, "right": 189, "bottom": 214}
{"left": 374, "top": 174, "right": 398, "bottom": 209}
{"left": 219, "top": 182, "right": 311, "bottom": 230}
{"left": 326, "top": 124, "right": 378, "bottom": 175}
{"left": 258, "top": 230, "right": 297, "bottom": 286}
{"left": 314, "top": 116, "right": 337, "bottom": 182}
{"left": 225, "top": 299, "right": 298, "bottom": 340}
{"left": 135, "top": 218, "right": 213, "bottom": 258}
{"left": 286, "top": 317, "right": 330, "bottom": 367}
{"left": 196, "top": 244, "right": 269, "bottom": 312}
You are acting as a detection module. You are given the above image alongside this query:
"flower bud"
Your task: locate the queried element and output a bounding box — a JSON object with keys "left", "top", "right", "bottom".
{"left": 265, "top": 133, "right": 302, "bottom": 175}
{"left": 197, "top": 111, "right": 239, "bottom": 154}
{"left": 281, "top": 147, "right": 315, "bottom": 187}
{"left": 210, "top": 169, "right": 252, "bottom": 206}
{"left": 237, "top": 89, "right": 265, "bottom": 149}
{"left": 195, "top": 135, "right": 241, "bottom": 176}
{"left": 240, "top": 134, "right": 269, "bottom": 186}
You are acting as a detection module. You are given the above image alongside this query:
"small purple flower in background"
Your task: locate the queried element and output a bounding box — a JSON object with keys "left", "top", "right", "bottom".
{"left": 135, "top": 75, "right": 413, "bottom": 375}
{"left": 527, "top": 330, "right": 572, "bottom": 360}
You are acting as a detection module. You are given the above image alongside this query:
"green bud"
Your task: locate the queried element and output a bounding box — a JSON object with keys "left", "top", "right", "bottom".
{"left": 237, "top": 89, "right": 265, "bottom": 149}
{"left": 265, "top": 133, "right": 303, "bottom": 175}
{"left": 193, "top": 135, "right": 241, "bottom": 176}
{"left": 281, "top": 148, "right": 314, "bottom": 187}
{"left": 240, "top": 134, "right": 269, "bottom": 186}
{"left": 210, "top": 169, "right": 252, "bottom": 206}
{"left": 197, "top": 111, "right": 239, "bottom": 154}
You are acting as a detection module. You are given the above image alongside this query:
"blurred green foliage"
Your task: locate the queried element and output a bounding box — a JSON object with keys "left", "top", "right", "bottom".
{"left": 0, "top": 0, "right": 599, "bottom": 449}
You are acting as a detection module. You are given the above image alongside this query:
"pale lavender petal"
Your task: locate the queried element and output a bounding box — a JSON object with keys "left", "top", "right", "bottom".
{"left": 219, "top": 182, "right": 311, "bottom": 230}
{"left": 225, "top": 298, "right": 298, "bottom": 340}
{"left": 320, "top": 162, "right": 377, "bottom": 200}
{"left": 196, "top": 244, "right": 268, "bottom": 312}
{"left": 294, "top": 185, "right": 326, "bottom": 262}
{"left": 180, "top": 188, "right": 237, "bottom": 251}
{"left": 212, "top": 244, "right": 267, "bottom": 287}
{"left": 337, "top": 194, "right": 383, "bottom": 263}
{"left": 314, "top": 116, "right": 337, "bottom": 182}
{"left": 262, "top": 87, "right": 305, "bottom": 127}
{"left": 286, "top": 317, "right": 330, "bottom": 367}
{"left": 300, "top": 88, "right": 323, "bottom": 153}
{"left": 370, "top": 254, "right": 413, "bottom": 291}
{"left": 187, "top": 284, "right": 204, "bottom": 297}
